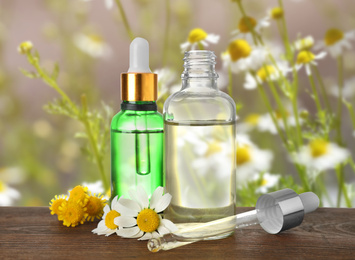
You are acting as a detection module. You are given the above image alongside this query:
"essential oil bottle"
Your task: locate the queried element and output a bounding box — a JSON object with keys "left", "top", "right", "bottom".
{"left": 164, "top": 50, "right": 237, "bottom": 224}
{"left": 111, "top": 38, "right": 163, "bottom": 199}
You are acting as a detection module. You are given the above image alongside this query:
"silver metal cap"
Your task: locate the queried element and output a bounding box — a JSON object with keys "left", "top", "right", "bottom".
{"left": 255, "top": 188, "right": 319, "bottom": 234}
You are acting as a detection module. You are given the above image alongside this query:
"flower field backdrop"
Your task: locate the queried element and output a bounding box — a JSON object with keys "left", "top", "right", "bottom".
{"left": 1, "top": 0, "right": 355, "bottom": 207}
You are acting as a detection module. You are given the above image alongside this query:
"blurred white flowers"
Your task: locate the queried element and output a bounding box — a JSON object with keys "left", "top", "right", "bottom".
{"left": 316, "top": 28, "right": 355, "bottom": 58}
{"left": 236, "top": 134, "right": 273, "bottom": 185}
{"left": 180, "top": 28, "right": 219, "bottom": 52}
{"left": 254, "top": 172, "right": 280, "bottom": 194}
{"left": 221, "top": 39, "right": 267, "bottom": 73}
{"left": 295, "top": 50, "right": 327, "bottom": 76}
{"left": 293, "top": 139, "right": 350, "bottom": 175}
{"left": 73, "top": 33, "right": 111, "bottom": 58}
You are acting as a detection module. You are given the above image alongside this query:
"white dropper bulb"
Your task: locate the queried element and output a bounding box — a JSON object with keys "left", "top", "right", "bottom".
{"left": 128, "top": 37, "right": 152, "bottom": 73}
{"left": 300, "top": 192, "right": 320, "bottom": 214}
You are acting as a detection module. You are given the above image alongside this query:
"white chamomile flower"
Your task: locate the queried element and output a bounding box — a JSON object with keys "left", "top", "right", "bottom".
{"left": 295, "top": 50, "right": 327, "bottom": 76}
{"left": 244, "top": 62, "right": 290, "bottom": 90}
{"left": 294, "top": 139, "right": 350, "bottom": 176}
{"left": 73, "top": 33, "right": 111, "bottom": 58}
{"left": 115, "top": 186, "right": 177, "bottom": 240}
{"left": 293, "top": 35, "right": 315, "bottom": 51}
{"left": 92, "top": 195, "right": 121, "bottom": 236}
{"left": 330, "top": 76, "right": 355, "bottom": 98}
{"left": 221, "top": 39, "right": 267, "bottom": 74}
{"left": 0, "top": 180, "right": 20, "bottom": 206}
{"left": 232, "top": 16, "right": 270, "bottom": 38}
{"left": 236, "top": 134, "right": 273, "bottom": 186}
{"left": 154, "top": 68, "right": 178, "bottom": 98}
{"left": 254, "top": 172, "right": 280, "bottom": 194}
{"left": 180, "top": 28, "right": 220, "bottom": 52}
{"left": 316, "top": 28, "right": 355, "bottom": 58}
{"left": 237, "top": 113, "right": 261, "bottom": 133}
{"left": 257, "top": 109, "right": 298, "bottom": 135}
{"left": 80, "top": 0, "right": 114, "bottom": 9}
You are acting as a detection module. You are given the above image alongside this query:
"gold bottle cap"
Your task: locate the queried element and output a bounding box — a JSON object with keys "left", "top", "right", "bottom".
{"left": 121, "top": 73, "right": 157, "bottom": 101}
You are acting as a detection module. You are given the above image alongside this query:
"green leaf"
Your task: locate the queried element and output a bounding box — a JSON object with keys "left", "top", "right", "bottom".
{"left": 19, "top": 68, "right": 38, "bottom": 79}
{"left": 52, "top": 62, "right": 60, "bottom": 80}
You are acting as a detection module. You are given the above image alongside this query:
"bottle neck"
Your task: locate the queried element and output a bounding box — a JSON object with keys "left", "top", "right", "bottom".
{"left": 121, "top": 101, "right": 157, "bottom": 111}
{"left": 181, "top": 50, "right": 218, "bottom": 90}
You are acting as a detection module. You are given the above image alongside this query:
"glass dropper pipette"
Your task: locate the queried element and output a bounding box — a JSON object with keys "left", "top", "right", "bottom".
{"left": 147, "top": 188, "right": 319, "bottom": 252}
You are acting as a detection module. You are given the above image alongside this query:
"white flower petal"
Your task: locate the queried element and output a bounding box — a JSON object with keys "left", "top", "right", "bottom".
{"left": 305, "top": 64, "right": 311, "bottom": 76}
{"left": 315, "top": 51, "right": 327, "bottom": 60}
{"left": 157, "top": 225, "right": 170, "bottom": 235}
{"left": 118, "top": 198, "right": 141, "bottom": 213}
{"left": 180, "top": 42, "right": 190, "bottom": 52}
{"left": 206, "top": 34, "right": 220, "bottom": 44}
{"left": 149, "top": 186, "right": 164, "bottom": 210}
{"left": 161, "top": 219, "right": 178, "bottom": 233}
{"left": 136, "top": 186, "right": 149, "bottom": 208}
{"left": 154, "top": 193, "right": 172, "bottom": 213}
{"left": 138, "top": 232, "right": 154, "bottom": 241}
{"left": 117, "top": 226, "right": 142, "bottom": 238}
{"left": 114, "top": 216, "right": 137, "bottom": 228}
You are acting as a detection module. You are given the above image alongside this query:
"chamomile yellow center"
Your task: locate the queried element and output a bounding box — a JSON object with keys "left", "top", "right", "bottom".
{"left": 309, "top": 139, "right": 329, "bottom": 158}
{"left": 228, "top": 39, "right": 252, "bottom": 62}
{"left": 88, "top": 34, "right": 104, "bottom": 45}
{"left": 86, "top": 195, "right": 106, "bottom": 221}
{"left": 271, "top": 7, "right": 283, "bottom": 19}
{"left": 257, "top": 65, "right": 276, "bottom": 82}
{"left": 261, "top": 178, "right": 268, "bottom": 186}
{"left": 296, "top": 50, "right": 315, "bottom": 64}
{"left": 18, "top": 41, "right": 33, "bottom": 54}
{"left": 205, "top": 142, "right": 222, "bottom": 157}
{"left": 324, "top": 28, "right": 344, "bottom": 46}
{"left": 137, "top": 209, "right": 160, "bottom": 233}
{"left": 238, "top": 16, "right": 257, "bottom": 33}
{"left": 188, "top": 28, "right": 208, "bottom": 43}
{"left": 105, "top": 210, "right": 121, "bottom": 230}
{"left": 274, "top": 109, "right": 289, "bottom": 119}
{"left": 59, "top": 201, "right": 86, "bottom": 227}
{"left": 49, "top": 195, "right": 67, "bottom": 215}
{"left": 296, "top": 37, "right": 314, "bottom": 50}
{"left": 0, "top": 181, "right": 5, "bottom": 192}
{"left": 69, "top": 185, "right": 89, "bottom": 206}
{"left": 236, "top": 145, "right": 251, "bottom": 165}
{"left": 245, "top": 114, "right": 260, "bottom": 125}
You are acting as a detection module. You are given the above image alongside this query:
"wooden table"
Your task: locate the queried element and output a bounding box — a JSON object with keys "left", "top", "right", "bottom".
{"left": 0, "top": 207, "right": 354, "bottom": 259}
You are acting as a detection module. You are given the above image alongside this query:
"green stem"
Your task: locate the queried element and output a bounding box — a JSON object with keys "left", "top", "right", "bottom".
{"left": 228, "top": 66, "right": 233, "bottom": 98}
{"left": 254, "top": 76, "right": 287, "bottom": 145}
{"left": 27, "top": 54, "right": 79, "bottom": 115}
{"left": 278, "top": 0, "right": 292, "bottom": 61}
{"left": 162, "top": 0, "right": 171, "bottom": 66}
{"left": 336, "top": 165, "right": 351, "bottom": 207}
{"left": 336, "top": 56, "right": 344, "bottom": 145}
{"left": 115, "top": 0, "right": 134, "bottom": 41}
{"left": 313, "top": 66, "right": 332, "bottom": 114}
{"left": 81, "top": 95, "right": 109, "bottom": 191}
{"left": 343, "top": 99, "right": 355, "bottom": 130}
{"left": 307, "top": 70, "right": 323, "bottom": 115}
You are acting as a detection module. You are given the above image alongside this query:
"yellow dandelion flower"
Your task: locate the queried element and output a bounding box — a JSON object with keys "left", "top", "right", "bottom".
{"left": 58, "top": 200, "right": 87, "bottom": 227}
{"left": 49, "top": 194, "right": 68, "bottom": 216}
{"left": 85, "top": 194, "right": 107, "bottom": 222}
{"left": 17, "top": 41, "right": 33, "bottom": 54}
{"left": 68, "top": 185, "right": 89, "bottom": 207}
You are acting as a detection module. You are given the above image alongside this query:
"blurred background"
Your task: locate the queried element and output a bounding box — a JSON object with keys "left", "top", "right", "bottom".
{"left": 1, "top": 0, "right": 355, "bottom": 206}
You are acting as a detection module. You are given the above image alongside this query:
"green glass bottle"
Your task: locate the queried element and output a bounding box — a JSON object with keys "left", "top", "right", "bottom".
{"left": 111, "top": 38, "right": 163, "bottom": 199}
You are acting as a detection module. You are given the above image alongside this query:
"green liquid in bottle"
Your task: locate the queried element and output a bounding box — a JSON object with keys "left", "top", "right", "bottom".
{"left": 111, "top": 104, "right": 164, "bottom": 199}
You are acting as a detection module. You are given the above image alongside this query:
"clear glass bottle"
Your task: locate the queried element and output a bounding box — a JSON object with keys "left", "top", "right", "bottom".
{"left": 111, "top": 38, "right": 163, "bottom": 200}
{"left": 164, "top": 50, "right": 237, "bottom": 224}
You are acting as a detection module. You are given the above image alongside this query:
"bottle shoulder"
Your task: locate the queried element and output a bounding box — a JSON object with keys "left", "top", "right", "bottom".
{"left": 163, "top": 89, "right": 236, "bottom": 123}
{"left": 111, "top": 110, "right": 163, "bottom": 131}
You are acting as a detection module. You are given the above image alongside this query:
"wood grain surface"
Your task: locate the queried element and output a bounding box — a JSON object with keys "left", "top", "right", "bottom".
{"left": 0, "top": 207, "right": 354, "bottom": 259}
